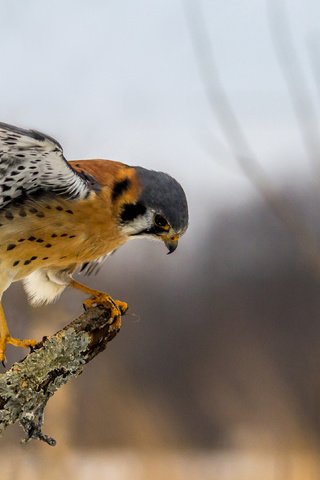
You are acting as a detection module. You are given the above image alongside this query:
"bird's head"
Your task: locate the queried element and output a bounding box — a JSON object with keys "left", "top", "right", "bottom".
{"left": 119, "top": 167, "right": 189, "bottom": 254}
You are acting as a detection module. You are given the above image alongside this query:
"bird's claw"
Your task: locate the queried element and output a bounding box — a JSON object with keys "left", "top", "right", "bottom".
{"left": 114, "top": 299, "right": 129, "bottom": 316}
{"left": 0, "top": 336, "right": 37, "bottom": 363}
{"left": 83, "top": 293, "right": 128, "bottom": 331}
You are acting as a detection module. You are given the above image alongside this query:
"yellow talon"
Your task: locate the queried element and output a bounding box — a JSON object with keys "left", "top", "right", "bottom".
{"left": 0, "top": 302, "right": 37, "bottom": 363}
{"left": 70, "top": 279, "right": 128, "bottom": 331}
{"left": 0, "top": 335, "right": 37, "bottom": 363}
{"left": 83, "top": 293, "right": 128, "bottom": 331}
{"left": 113, "top": 299, "right": 128, "bottom": 315}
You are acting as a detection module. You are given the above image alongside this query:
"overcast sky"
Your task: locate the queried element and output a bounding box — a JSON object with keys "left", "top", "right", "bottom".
{"left": 1, "top": 0, "right": 320, "bottom": 228}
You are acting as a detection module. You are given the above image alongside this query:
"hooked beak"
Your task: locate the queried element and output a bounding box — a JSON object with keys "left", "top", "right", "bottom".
{"left": 163, "top": 234, "right": 179, "bottom": 254}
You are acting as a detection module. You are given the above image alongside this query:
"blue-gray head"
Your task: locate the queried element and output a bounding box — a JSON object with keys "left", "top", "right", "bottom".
{"left": 120, "top": 167, "right": 189, "bottom": 253}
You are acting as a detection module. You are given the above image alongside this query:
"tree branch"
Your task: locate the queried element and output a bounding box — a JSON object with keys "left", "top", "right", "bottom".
{"left": 0, "top": 305, "right": 121, "bottom": 446}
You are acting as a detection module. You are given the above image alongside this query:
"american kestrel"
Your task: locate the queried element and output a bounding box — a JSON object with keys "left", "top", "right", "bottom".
{"left": 0, "top": 122, "right": 188, "bottom": 362}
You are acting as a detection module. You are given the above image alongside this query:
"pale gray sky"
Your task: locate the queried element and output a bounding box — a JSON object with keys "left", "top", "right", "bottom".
{"left": 1, "top": 0, "right": 320, "bottom": 226}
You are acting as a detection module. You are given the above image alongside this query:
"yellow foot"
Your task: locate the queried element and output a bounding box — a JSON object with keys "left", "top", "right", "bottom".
{"left": 0, "top": 336, "right": 37, "bottom": 363}
{"left": 83, "top": 293, "right": 128, "bottom": 331}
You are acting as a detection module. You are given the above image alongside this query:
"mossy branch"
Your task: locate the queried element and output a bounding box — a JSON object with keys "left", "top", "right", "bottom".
{"left": 0, "top": 305, "right": 121, "bottom": 446}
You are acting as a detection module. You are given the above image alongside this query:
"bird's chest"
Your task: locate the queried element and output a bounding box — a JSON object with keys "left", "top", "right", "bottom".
{"left": 0, "top": 197, "right": 126, "bottom": 279}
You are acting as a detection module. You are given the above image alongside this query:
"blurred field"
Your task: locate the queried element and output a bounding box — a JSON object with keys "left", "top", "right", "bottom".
{"left": 3, "top": 189, "right": 320, "bottom": 480}
{"left": 3, "top": 448, "right": 320, "bottom": 480}
{"left": 2, "top": 0, "right": 320, "bottom": 478}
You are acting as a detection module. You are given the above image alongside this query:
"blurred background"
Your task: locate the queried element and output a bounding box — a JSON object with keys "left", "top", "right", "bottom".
{"left": 2, "top": 0, "right": 320, "bottom": 478}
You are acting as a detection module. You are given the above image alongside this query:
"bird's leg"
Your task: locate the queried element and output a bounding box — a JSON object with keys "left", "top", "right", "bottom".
{"left": 0, "top": 302, "right": 37, "bottom": 363}
{"left": 69, "top": 279, "right": 128, "bottom": 330}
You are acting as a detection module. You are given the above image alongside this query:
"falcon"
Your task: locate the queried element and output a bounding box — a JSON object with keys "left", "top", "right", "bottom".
{"left": 0, "top": 122, "right": 188, "bottom": 361}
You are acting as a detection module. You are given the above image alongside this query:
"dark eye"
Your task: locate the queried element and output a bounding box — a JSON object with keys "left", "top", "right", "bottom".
{"left": 154, "top": 214, "right": 168, "bottom": 228}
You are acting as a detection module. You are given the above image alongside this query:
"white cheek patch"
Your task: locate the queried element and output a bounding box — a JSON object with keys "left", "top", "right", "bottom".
{"left": 120, "top": 210, "right": 154, "bottom": 236}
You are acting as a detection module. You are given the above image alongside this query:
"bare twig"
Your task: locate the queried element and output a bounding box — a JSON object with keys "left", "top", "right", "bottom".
{"left": 306, "top": 33, "right": 320, "bottom": 109}
{"left": 266, "top": 0, "right": 320, "bottom": 176}
{"left": 0, "top": 305, "right": 121, "bottom": 446}
{"left": 184, "top": 0, "right": 320, "bottom": 275}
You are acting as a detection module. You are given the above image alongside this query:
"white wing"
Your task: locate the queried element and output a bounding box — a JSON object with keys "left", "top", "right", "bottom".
{"left": 0, "top": 122, "right": 91, "bottom": 208}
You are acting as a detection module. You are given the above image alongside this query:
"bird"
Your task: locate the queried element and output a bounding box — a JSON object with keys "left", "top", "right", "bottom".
{"left": 0, "top": 122, "right": 189, "bottom": 362}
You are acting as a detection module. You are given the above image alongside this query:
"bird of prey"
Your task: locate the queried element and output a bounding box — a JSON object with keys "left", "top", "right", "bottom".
{"left": 0, "top": 122, "right": 188, "bottom": 361}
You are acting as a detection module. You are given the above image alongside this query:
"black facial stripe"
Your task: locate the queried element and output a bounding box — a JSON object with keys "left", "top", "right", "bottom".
{"left": 112, "top": 178, "right": 131, "bottom": 202}
{"left": 131, "top": 225, "right": 163, "bottom": 236}
{"left": 120, "top": 202, "right": 146, "bottom": 223}
{"left": 147, "top": 226, "right": 163, "bottom": 235}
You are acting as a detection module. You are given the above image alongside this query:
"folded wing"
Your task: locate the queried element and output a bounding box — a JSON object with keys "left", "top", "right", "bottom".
{"left": 0, "top": 122, "right": 91, "bottom": 208}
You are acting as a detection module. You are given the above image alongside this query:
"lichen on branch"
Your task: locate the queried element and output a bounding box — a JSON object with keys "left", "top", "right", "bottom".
{"left": 0, "top": 305, "right": 121, "bottom": 445}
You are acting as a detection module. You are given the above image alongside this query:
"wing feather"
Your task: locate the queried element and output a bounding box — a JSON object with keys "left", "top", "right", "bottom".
{"left": 0, "top": 122, "right": 91, "bottom": 208}
{"left": 79, "top": 254, "right": 111, "bottom": 276}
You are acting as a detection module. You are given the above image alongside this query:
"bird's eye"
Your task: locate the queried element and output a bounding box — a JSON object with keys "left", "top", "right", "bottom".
{"left": 154, "top": 214, "right": 168, "bottom": 229}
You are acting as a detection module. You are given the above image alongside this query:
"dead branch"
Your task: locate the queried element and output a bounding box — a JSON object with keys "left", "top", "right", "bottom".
{"left": 0, "top": 305, "right": 121, "bottom": 446}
